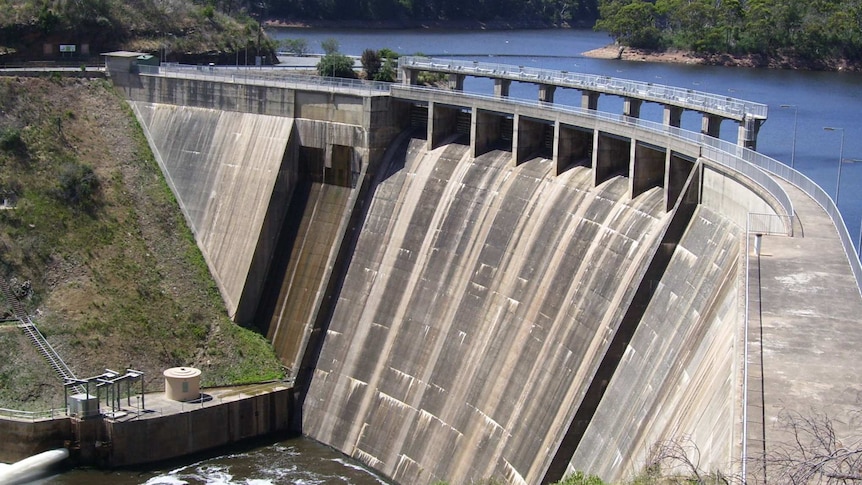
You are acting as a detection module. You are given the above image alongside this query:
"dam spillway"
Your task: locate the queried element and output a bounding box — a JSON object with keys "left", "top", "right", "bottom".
{"left": 113, "top": 60, "right": 862, "bottom": 485}
{"left": 301, "top": 136, "right": 675, "bottom": 484}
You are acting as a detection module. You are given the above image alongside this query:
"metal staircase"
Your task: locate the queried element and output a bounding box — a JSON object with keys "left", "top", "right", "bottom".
{"left": 0, "top": 277, "right": 83, "bottom": 394}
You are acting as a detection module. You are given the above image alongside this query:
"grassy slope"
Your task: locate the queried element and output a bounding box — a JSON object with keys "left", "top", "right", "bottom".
{"left": 0, "top": 75, "right": 283, "bottom": 411}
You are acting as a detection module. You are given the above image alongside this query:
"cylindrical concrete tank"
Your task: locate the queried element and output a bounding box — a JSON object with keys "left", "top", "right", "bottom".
{"left": 163, "top": 367, "right": 201, "bottom": 402}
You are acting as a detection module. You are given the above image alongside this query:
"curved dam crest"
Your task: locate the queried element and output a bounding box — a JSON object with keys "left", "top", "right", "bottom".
{"left": 301, "top": 136, "right": 673, "bottom": 484}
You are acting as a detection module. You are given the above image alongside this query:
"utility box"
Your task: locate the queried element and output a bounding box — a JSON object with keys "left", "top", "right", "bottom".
{"left": 68, "top": 393, "right": 100, "bottom": 418}
{"left": 163, "top": 367, "right": 201, "bottom": 402}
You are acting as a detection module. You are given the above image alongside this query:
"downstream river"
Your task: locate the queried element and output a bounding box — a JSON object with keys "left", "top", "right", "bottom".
{"left": 39, "top": 27, "right": 862, "bottom": 484}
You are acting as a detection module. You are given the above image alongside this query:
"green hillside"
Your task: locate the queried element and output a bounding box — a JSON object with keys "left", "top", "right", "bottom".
{"left": 0, "top": 75, "right": 283, "bottom": 411}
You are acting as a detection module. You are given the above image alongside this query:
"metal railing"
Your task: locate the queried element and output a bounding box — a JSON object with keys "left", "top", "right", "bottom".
{"left": 0, "top": 407, "right": 66, "bottom": 421}
{"left": 139, "top": 63, "right": 392, "bottom": 96}
{"left": 400, "top": 56, "right": 768, "bottom": 120}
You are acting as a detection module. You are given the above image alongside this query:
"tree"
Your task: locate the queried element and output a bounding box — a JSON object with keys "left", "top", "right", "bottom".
{"left": 765, "top": 410, "right": 862, "bottom": 484}
{"left": 361, "top": 48, "right": 382, "bottom": 79}
{"left": 595, "top": 0, "right": 662, "bottom": 49}
{"left": 281, "top": 38, "right": 309, "bottom": 56}
{"left": 321, "top": 37, "right": 340, "bottom": 55}
{"left": 375, "top": 58, "right": 397, "bottom": 82}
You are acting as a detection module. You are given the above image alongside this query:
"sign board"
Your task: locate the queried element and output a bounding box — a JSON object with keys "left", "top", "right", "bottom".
{"left": 60, "top": 44, "right": 76, "bottom": 53}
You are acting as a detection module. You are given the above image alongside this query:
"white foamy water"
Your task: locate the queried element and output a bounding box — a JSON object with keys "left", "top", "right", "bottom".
{"left": 45, "top": 437, "right": 390, "bottom": 484}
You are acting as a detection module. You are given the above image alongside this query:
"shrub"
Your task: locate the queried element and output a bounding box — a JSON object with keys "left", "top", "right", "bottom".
{"left": 317, "top": 53, "right": 356, "bottom": 78}
{"left": 379, "top": 47, "right": 399, "bottom": 60}
{"left": 553, "top": 471, "right": 606, "bottom": 485}
{"left": 56, "top": 162, "right": 100, "bottom": 212}
{"left": 374, "top": 58, "right": 397, "bottom": 82}
{"left": 0, "top": 128, "right": 26, "bottom": 154}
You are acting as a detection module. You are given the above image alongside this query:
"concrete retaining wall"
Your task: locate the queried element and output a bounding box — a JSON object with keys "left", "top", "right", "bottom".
{"left": 106, "top": 388, "right": 292, "bottom": 467}
{"left": 0, "top": 389, "right": 291, "bottom": 467}
{"left": 0, "top": 417, "right": 71, "bottom": 463}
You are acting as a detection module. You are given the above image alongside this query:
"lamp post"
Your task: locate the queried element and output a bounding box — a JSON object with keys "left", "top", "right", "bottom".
{"left": 823, "top": 126, "right": 845, "bottom": 204}
{"left": 780, "top": 104, "right": 798, "bottom": 169}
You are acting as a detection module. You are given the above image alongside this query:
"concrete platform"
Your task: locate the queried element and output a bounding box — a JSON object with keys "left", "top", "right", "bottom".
{"left": 101, "top": 382, "right": 292, "bottom": 423}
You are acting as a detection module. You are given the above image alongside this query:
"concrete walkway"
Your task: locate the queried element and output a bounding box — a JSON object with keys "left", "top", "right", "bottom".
{"left": 101, "top": 382, "right": 292, "bottom": 423}
{"left": 747, "top": 180, "right": 862, "bottom": 472}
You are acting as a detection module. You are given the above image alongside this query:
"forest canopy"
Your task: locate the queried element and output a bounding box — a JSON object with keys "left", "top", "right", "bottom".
{"left": 595, "top": 0, "right": 862, "bottom": 64}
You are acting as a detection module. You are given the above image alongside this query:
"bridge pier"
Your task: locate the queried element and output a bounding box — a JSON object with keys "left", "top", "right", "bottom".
{"left": 448, "top": 73, "right": 465, "bottom": 91}
{"left": 581, "top": 90, "right": 600, "bottom": 111}
{"left": 401, "top": 67, "right": 419, "bottom": 86}
{"left": 494, "top": 79, "right": 511, "bottom": 97}
{"left": 539, "top": 84, "right": 556, "bottom": 103}
{"left": 663, "top": 105, "right": 683, "bottom": 128}
{"left": 624, "top": 98, "right": 643, "bottom": 119}
{"left": 702, "top": 113, "right": 722, "bottom": 138}
{"left": 738, "top": 116, "right": 763, "bottom": 150}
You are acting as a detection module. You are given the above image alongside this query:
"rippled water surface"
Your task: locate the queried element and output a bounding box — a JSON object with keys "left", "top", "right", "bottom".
{"left": 38, "top": 436, "right": 390, "bottom": 484}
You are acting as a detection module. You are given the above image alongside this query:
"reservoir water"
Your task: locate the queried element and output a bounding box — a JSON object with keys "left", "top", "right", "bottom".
{"left": 38, "top": 27, "right": 862, "bottom": 484}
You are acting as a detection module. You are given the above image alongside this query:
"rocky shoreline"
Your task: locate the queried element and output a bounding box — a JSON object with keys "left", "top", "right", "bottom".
{"left": 582, "top": 44, "right": 859, "bottom": 72}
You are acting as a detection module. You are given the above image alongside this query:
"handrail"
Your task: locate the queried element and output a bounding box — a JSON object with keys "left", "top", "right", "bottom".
{"left": 139, "top": 63, "right": 392, "bottom": 96}
{"left": 0, "top": 407, "right": 66, "bottom": 421}
{"left": 400, "top": 56, "right": 768, "bottom": 120}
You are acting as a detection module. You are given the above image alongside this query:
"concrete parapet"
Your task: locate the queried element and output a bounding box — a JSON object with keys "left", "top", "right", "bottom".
{"left": 701, "top": 161, "right": 779, "bottom": 229}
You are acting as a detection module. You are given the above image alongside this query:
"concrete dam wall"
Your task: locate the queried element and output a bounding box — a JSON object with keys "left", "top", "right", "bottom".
{"left": 132, "top": 102, "right": 296, "bottom": 322}
{"left": 125, "top": 74, "right": 762, "bottom": 485}
{"left": 299, "top": 134, "right": 739, "bottom": 484}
